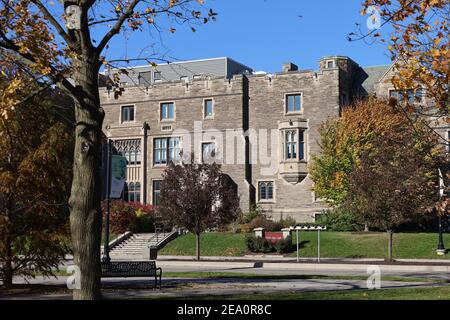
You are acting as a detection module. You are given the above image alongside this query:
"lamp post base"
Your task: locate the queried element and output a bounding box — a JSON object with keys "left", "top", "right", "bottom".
{"left": 436, "top": 248, "right": 446, "bottom": 256}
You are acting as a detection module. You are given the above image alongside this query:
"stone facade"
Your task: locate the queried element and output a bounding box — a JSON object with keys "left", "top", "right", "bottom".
{"left": 100, "top": 56, "right": 449, "bottom": 223}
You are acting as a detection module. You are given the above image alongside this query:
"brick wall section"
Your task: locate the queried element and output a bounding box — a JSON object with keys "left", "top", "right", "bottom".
{"left": 100, "top": 76, "right": 250, "bottom": 210}
{"left": 246, "top": 68, "right": 340, "bottom": 222}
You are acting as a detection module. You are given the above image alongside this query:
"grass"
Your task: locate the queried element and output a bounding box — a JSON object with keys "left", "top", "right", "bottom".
{"left": 159, "top": 232, "right": 450, "bottom": 259}
{"left": 173, "top": 286, "right": 450, "bottom": 300}
{"left": 160, "top": 232, "right": 248, "bottom": 256}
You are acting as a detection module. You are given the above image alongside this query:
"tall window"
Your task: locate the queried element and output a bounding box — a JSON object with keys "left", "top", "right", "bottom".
{"left": 285, "top": 131, "right": 297, "bottom": 159}
{"left": 202, "top": 142, "right": 216, "bottom": 163}
{"left": 160, "top": 102, "right": 175, "bottom": 120}
{"left": 126, "top": 182, "right": 140, "bottom": 203}
{"left": 286, "top": 94, "right": 302, "bottom": 113}
{"left": 121, "top": 105, "right": 135, "bottom": 123}
{"left": 153, "top": 180, "right": 161, "bottom": 207}
{"left": 284, "top": 129, "right": 305, "bottom": 161}
{"left": 258, "top": 181, "right": 274, "bottom": 201}
{"left": 204, "top": 99, "right": 213, "bottom": 118}
{"left": 154, "top": 137, "right": 181, "bottom": 165}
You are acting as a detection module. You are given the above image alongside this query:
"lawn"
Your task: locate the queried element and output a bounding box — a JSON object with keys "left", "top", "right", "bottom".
{"left": 159, "top": 232, "right": 450, "bottom": 259}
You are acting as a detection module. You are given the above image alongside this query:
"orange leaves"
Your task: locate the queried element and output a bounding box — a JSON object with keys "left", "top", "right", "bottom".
{"left": 362, "top": 0, "right": 449, "bottom": 116}
{"left": 1, "top": 0, "right": 63, "bottom": 78}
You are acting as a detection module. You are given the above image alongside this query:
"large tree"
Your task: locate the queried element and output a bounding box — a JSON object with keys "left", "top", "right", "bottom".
{"left": 0, "top": 0, "right": 214, "bottom": 299}
{"left": 311, "top": 98, "right": 440, "bottom": 206}
{"left": 351, "top": 0, "right": 450, "bottom": 214}
{"left": 158, "top": 160, "right": 241, "bottom": 261}
{"left": 0, "top": 66, "right": 74, "bottom": 286}
{"left": 344, "top": 136, "right": 438, "bottom": 261}
{"left": 310, "top": 98, "right": 441, "bottom": 231}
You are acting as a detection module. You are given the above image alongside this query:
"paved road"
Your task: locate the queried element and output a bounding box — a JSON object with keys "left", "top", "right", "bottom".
{"left": 2, "top": 260, "right": 449, "bottom": 300}
{"left": 155, "top": 260, "right": 450, "bottom": 281}
{"left": 5, "top": 275, "right": 447, "bottom": 300}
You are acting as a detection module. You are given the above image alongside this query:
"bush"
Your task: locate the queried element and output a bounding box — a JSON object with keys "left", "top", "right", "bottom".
{"left": 275, "top": 236, "right": 294, "bottom": 254}
{"left": 248, "top": 216, "right": 281, "bottom": 232}
{"left": 102, "top": 200, "right": 138, "bottom": 234}
{"left": 245, "top": 235, "right": 275, "bottom": 253}
{"left": 242, "top": 205, "right": 264, "bottom": 224}
{"left": 316, "top": 208, "right": 364, "bottom": 232}
{"left": 130, "top": 202, "right": 156, "bottom": 233}
{"left": 279, "top": 216, "right": 297, "bottom": 229}
{"left": 238, "top": 224, "right": 251, "bottom": 233}
{"left": 245, "top": 235, "right": 294, "bottom": 254}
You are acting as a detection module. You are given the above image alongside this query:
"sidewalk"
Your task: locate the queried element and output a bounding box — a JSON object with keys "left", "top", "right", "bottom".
{"left": 156, "top": 255, "right": 450, "bottom": 265}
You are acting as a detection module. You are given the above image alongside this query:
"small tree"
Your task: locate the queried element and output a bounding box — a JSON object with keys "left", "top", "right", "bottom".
{"left": 344, "top": 136, "right": 438, "bottom": 261}
{"left": 158, "top": 160, "right": 241, "bottom": 260}
{"left": 0, "top": 68, "right": 74, "bottom": 286}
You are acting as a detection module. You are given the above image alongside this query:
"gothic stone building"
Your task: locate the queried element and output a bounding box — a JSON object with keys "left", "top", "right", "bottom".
{"left": 100, "top": 56, "right": 449, "bottom": 223}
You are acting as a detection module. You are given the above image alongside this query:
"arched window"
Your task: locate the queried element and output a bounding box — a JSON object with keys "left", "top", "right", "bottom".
{"left": 115, "top": 139, "right": 141, "bottom": 165}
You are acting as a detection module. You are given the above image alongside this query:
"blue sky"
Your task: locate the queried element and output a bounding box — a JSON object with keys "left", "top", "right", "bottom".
{"left": 102, "top": 0, "right": 392, "bottom": 72}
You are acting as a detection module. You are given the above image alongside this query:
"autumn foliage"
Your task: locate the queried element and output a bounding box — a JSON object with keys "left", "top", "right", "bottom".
{"left": 359, "top": 0, "right": 449, "bottom": 117}
{"left": 157, "top": 160, "right": 241, "bottom": 260}
{"left": 311, "top": 98, "right": 441, "bottom": 206}
{"left": 0, "top": 68, "right": 74, "bottom": 286}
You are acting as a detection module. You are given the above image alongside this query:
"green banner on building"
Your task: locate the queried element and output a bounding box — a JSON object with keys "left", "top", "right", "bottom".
{"left": 110, "top": 155, "right": 127, "bottom": 198}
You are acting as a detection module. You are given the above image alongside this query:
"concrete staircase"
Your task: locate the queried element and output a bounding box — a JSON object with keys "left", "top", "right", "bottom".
{"left": 109, "top": 232, "right": 177, "bottom": 260}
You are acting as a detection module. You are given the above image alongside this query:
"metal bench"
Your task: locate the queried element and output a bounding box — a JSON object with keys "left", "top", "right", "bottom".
{"left": 101, "top": 261, "right": 162, "bottom": 288}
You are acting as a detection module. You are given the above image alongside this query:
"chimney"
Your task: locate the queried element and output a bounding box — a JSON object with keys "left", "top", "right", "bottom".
{"left": 282, "top": 62, "right": 298, "bottom": 73}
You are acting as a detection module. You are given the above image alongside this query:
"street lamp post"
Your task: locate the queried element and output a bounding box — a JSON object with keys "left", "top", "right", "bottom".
{"left": 436, "top": 168, "right": 446, "bottom": 256}
{"left": 437, "top": 215, "right": 445, "bottom": 255}
{"left": 101, "top": 140, "right": 112, "bottom": 263}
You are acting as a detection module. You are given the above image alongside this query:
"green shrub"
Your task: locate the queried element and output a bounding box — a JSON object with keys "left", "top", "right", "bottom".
{"left": 275, "top": 236, "right": 294, "bottom": 254}
{"left": 245, "top": 235, "right": 294, "bottom": 254}
{"left": 242, "top": 205, "right": 264, "bottom": 224}
{"left": 245, "top": 235, "right": 275, "bottom": 253}
{"left": 316, "top": 208, "right": 364, "bottom": 232}
{"left": 131, "top": 203, "right": 156, "bottom": 233}
{"left": 279, "top": 216, "right": 297, "bottom": 228}
{"left": 248, "top": 216, "right": 281, "bottom": 232}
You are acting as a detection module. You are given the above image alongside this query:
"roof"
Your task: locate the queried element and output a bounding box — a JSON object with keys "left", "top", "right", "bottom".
{"left": 359, "top": 65, "right": 391, "bottom": 94}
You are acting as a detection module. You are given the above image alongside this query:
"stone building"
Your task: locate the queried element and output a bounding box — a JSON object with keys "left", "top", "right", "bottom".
{"left": 100, "top": 56, "right": 449, "bottom": 222}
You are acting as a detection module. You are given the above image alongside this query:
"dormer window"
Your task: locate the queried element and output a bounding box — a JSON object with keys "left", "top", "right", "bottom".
{"left": 326, "top": 60, "right": 334, "bottom": 69}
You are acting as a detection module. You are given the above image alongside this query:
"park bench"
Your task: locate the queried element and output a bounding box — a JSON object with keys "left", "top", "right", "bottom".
{"left": 101, "top": 261, "right": 162, "bottom": 289}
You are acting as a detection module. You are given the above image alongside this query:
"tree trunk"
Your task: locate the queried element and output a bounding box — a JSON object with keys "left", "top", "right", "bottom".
{"left": 68, "top": 57, "right": 104, "bottom": 300}
{"left": 387, "top": 230, "right": 393, "bottom": 261}
{"left": 195, "top": 233, "right": 201, "bottom": 261}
